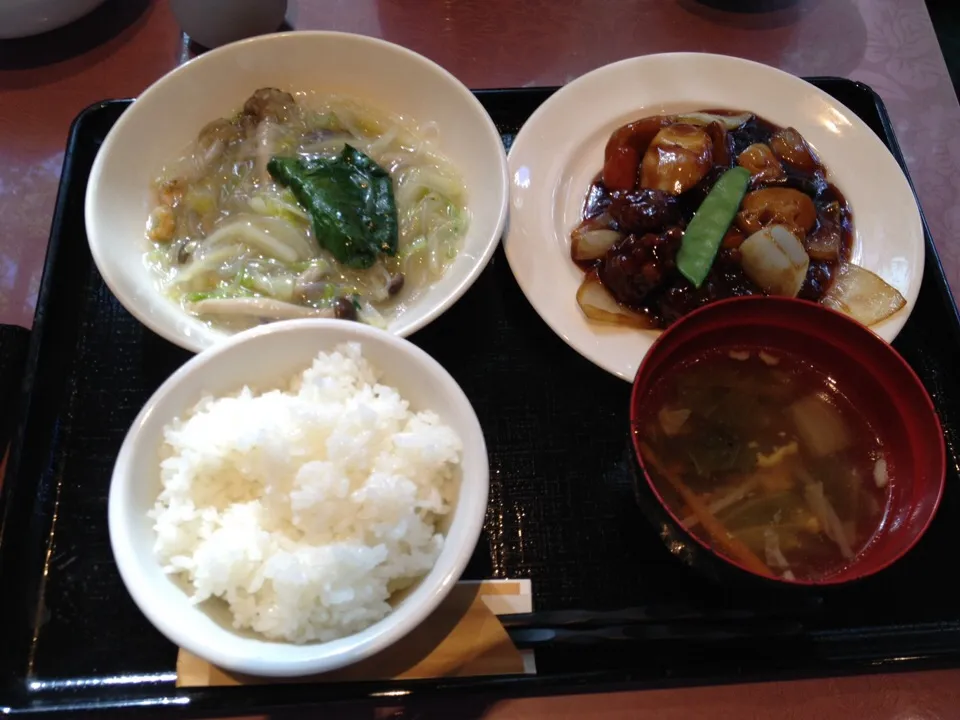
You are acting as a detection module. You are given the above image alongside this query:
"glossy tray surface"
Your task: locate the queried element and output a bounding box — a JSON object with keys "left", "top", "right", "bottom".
{"left": 1, "top": 80, "right": 958, "bottom": 717}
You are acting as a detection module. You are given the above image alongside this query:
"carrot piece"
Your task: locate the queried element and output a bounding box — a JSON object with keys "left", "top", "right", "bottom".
{"left": 640, "top": 442, "right": 774, "bottom": 578}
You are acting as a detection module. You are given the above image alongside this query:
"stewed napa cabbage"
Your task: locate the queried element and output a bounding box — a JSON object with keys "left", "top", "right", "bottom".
{"left": 145, "top": 88, "right": 469, "bottom": 330}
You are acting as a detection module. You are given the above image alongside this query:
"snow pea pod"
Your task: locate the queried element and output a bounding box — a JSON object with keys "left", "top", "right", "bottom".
{"left": 676, "top": 166, "right": 751, "bottom": 288}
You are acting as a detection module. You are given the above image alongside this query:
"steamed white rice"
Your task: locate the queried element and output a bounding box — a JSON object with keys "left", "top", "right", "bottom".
{"left": 149, "top": 342, "right": 462, "bottom": 643}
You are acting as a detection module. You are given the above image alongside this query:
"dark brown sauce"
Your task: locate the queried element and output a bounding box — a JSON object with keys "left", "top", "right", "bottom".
{"left": 576, "top": 111, "right": 853, "bottom": 328}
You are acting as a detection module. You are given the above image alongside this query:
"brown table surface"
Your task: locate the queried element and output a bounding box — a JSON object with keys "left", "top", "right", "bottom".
{"left": 2, "top": 0, "right": 960, "bottom": 717}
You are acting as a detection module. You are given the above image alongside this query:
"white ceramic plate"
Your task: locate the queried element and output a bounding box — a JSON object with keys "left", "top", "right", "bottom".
{"left": 504, "top": 53, "right": 924, "bottom": 381}
{"left": 86, "top": 31, "right": 508, "bottom": 354}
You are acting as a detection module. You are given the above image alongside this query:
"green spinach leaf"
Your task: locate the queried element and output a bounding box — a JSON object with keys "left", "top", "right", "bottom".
{"left": 267, "top": 145, "right": 398, "bottom": 269}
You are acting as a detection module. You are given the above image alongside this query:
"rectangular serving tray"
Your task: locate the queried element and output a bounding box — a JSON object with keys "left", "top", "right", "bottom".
{"left": 1, "top": 79, "right": 959, "bottom": 717}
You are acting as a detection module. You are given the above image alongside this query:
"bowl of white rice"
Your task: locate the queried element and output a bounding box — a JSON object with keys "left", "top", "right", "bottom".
{"left": 108, "top": 318, "right": 488, "bottom": 678}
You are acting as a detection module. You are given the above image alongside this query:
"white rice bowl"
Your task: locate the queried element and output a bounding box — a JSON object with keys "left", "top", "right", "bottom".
{"left": 151, "top": 343, "right": 462, "bottom": 644}
{"left": 109, "top": 319, "right": 488, "bottom": 677}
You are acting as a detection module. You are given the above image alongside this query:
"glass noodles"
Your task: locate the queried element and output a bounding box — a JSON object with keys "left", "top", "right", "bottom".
{"left": 145, "top": 88, "right": 470, "bottom": 331}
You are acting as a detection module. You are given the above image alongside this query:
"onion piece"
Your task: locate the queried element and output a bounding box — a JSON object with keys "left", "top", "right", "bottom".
{"left": 572, "top": 214, "right": 620, "bottom": 261}
{"left": 789, "top": 393, "right": 851, "bottom": 458}
{"left": 681, "top": 477, "right": 760, "bottom": 529}
{"left": 805, "top": 222, "right": 842, "bottom": 262}
{"left": 739, "top": 225, "right": 810, "bottom": 298}
{"left": 803, "top": 481, "right": 854, "bottom": 560}
{"left": 806, "top": 201, "right": 844, "bottom": 262}
{"left": 763, "top": 528, "right": 791, "bottom": 570}
{"left": 576, "top": 272, "right": 658, "bottom": 329}
{"left": 572, "top": 229, "right": 621, "bottom": 261}
{"left": 172, "top": 245, "right": 245, "bottom": 286}
{"left": 821, "top": 263, "right": 907, "bottom": 327}
{"left": 676, "top": 111, "right": 753, "bottom": 130}
{"left": 874, "top": 457, "right": 889, "bottom": 489}
{"left": 704, "top": 121, "right": 731, "bottom": 166}
{"left": 658, "top": 407, "right": 691, "bottom": 437}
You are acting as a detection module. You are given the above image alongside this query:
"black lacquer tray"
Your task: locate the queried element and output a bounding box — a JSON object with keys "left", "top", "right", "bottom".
{"left": 1, "top": 80, "right": 960, "bottom": 718}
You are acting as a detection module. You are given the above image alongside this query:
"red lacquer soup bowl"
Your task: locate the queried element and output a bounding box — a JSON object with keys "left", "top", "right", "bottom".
{"left": 629, "top": 295, "right": 946, "bottom": 587}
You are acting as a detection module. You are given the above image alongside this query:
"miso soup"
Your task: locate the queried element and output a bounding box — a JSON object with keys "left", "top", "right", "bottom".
{"left": 637, "top": 347, "right": 890, "bottom": 582}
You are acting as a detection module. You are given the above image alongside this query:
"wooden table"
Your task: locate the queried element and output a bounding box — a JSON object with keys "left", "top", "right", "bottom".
{"left": 2, "top": 1, "right": 959, "bottom": 717}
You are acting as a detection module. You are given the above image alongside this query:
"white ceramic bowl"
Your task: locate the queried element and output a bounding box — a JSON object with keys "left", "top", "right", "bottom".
{"left": 108, "top": 319, "right": 489, "bottom": 678}
{"left": 505, "top": 53, "right": 925, "bottom": 381}
{"left": 85, "top": 31, "right": 508, "bottom": 353}
{"left": 0, "top": 0, "right": 105, "bottom": 39}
